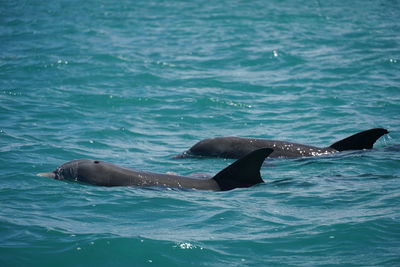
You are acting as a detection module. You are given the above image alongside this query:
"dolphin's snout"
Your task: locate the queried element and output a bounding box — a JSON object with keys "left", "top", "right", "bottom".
{"left": 37, "top": 172, "right": 56, "bottom": 178}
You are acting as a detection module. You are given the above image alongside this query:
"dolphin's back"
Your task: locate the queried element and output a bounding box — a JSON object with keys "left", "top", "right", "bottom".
{"left": 187, "top": 137, "right": 335, "bottom": 158}
{"left": 57, "top": 159, "right": 221, "bottom": 190}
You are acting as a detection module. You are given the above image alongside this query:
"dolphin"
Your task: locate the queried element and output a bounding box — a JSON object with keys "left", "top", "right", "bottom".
{"left": 176, "top": 128, "right": 389, "bottom": 159}
{"left": 37, "top": 148, "right": 273, "bottom": 191}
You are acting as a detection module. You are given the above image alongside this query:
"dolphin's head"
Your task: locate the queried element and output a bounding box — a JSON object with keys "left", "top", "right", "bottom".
{"left": 37, "top": 159, "right": 110, "bottom": 185}
{"left": 37, "top": 159, "right": 90, "bottom": 181}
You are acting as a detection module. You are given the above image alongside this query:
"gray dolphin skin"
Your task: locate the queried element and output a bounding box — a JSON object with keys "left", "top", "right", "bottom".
{"left": 177, "top": 128, "right": 389, "bottom": 159}
{"left": 37, "top": 148, "right": 273, "bottom": 191}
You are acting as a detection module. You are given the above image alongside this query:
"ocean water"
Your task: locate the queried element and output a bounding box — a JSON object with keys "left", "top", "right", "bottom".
{"left": 1, "top": 0, "right": 400, "bottom": 266}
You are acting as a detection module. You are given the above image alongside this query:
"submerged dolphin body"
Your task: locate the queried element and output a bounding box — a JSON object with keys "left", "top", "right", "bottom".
{"left": 38, "top": 148, "right": 273, "bottom": 191}
{"left": 177, "top": 128, "right": 389, "bottom": 159}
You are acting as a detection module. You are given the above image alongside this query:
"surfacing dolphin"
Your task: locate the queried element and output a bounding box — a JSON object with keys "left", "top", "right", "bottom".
{"left": 37, "top": 148, "right": 273, "bottom": 191}
{"left": 176, "top": 128, "right": 388, "bottom": 159}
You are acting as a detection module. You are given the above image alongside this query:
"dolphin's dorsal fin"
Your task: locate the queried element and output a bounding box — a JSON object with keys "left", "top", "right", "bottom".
{"left": 212, "top": 148, "right": 273, "bottom": 191}
{"left": 329, "top": 128, "right": 389, "bottom": 151}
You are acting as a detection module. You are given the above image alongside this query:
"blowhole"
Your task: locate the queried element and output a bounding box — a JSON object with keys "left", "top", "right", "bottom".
{"left": 94, "top": 160, "right": 100, "bottom": 164}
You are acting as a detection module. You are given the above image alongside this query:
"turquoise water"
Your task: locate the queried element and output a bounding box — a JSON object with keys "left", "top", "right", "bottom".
{"left": 1, "top": 0, "right": 400, "bottom": 266}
